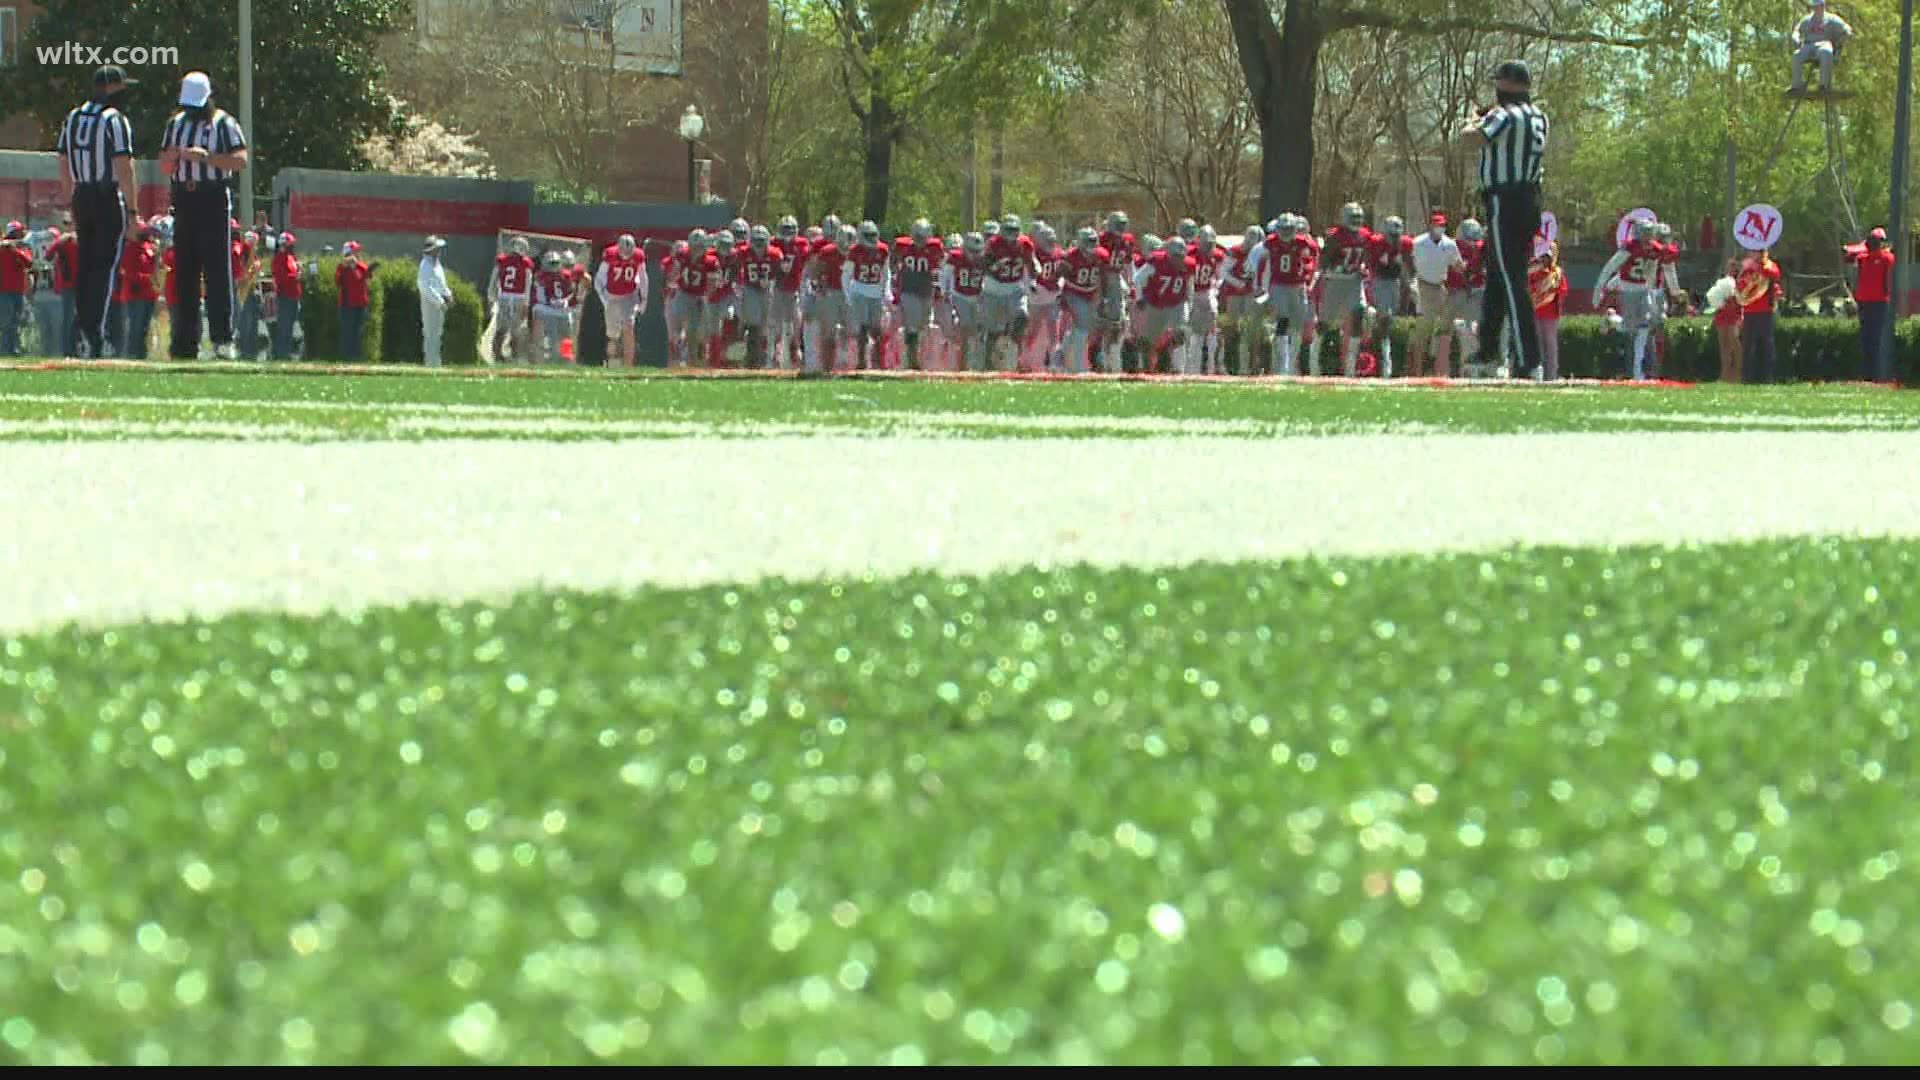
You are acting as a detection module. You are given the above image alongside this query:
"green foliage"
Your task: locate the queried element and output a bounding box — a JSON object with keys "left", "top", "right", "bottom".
{"left": 1551, "top": 314, "right": 1920, "bottom": 383}
{"left": 298, "top": 255, "right": 484, "bottom": 364}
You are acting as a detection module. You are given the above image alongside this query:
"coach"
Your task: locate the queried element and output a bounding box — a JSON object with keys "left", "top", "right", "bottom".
{"left": 54, "top": 65, "right": 138, "bottom": 360}
{"left": 158, "top": 71, "right": 250, "bottom": 360}
{"left": 1461, "top": 59, "right": 1548, "bottom": 379}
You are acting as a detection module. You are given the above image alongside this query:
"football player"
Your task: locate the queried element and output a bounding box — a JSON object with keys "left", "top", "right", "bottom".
{"left": 844, "top": 220, "right": 891, "bottom": 370}
{"left": 1317, "top": 202, "right": 1374, "bottom": 377}
{"left": 1060, "top": 227, "right": 1110, "bottom": 374}
{"left": 1365, "top": 216, "right": 1413, "bottom": 378}
{"left": 892, "top": 219, "right": 943, "bottom": 372}
{"left": 1593, "top": 217, "right": 1666, "bottom": 381}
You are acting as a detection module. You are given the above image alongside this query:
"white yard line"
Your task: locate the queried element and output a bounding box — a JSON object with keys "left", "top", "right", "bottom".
{"left": 1595, "top": 410, "right": 1920, "bottom": 429}
{"left": 0, "top": 419, "right": 329, "bottom": 439}
{"left": 0, "top": 392, "right": 563, "bottom": 417}
{"left": 6, "top": 432, "right": 1920, "bottom": 634}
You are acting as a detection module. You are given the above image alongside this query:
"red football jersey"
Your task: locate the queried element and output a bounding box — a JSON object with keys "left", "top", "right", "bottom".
{"left": 1448, "top": 238, "right": 1486, "bottom": 290}
{"left": 700, "top": 249, "right": 735, "bottom": 300}
{"left": 495, "top": 252, "right": 534, "bottom": 296}
{"left": 809, "top": 241, "right": 844, "bottom": 292}
{"left": 1034, "top": 247, "right": 1067, "bottom": 294}
{"left": 947, "top": 250, "right": 987, "bottom": 297}
{"left": 601, "top": 247, "right": 648, "bottom": 296}
{"left": 846, "top": 242, "right": 891, "bottom": 287}
{"left": 1139, "top": 251, "right": 1195, "bottom": 308}
{"left": 230, "top": 238, "right": 252, "bottom": 284}
{"left": 987, "top": 234, "right": 1036, "bottom": 285}
{"left": 735, "top": 243, "right": 784, "bottom": 290}
{"left": 1098, "top": 231, "right": 1136, "bottom": 276}
{"left": 777, "top": 236, "right": 810, "bottom": 291}
{"left": 1366, "top": 234, "right": 1413, "bottom": 279}
{"left": 1263, "top": 233, "right": 1318, "bottom": 287}
{"left": 534, "top": 268, "right": 573, "bottom": 308}
{"left": 1613, "top": 238, "right": 1666, "bottom": 287}
{"left": 676, "top": 247, "right": 710, "bottom": 295}
{"left": 1219, "top": 247, "right": 1257, "bottom": 298}
{"left": 1190, "top": 245, "right": 1224, "bottom": 293}
{"left": 1322, "top": 225, "right": 1373, "bottom": 277}
{"left": 893, "top": 237, "right": 943, "bottom": 296}
{"left": 1062, "top": 246, "right": 1109, "bottom": 298}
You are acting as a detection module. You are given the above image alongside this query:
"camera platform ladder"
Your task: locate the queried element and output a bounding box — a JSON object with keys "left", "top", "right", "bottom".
{"left": 1758, "top": 86, "right": 1861, "bottom": 239}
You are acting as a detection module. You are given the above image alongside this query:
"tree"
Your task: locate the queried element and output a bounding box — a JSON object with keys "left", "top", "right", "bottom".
{"left": 808, "top": 0, "right": 1131, "bottom": 224}
{"left": 361, "top": 96, "right": 497, "bottom": 178}
{"left": 386, "top": 0, "right": 678, "bottom": 202}
{"left": 1064, "top": 0, "right": 1262, "bottom": 230}
{"left": 1221, "top": 0, "right": 1655, "bottom": 217}
{"left": 0, "top": 0, "right": 409, "bottom": 187}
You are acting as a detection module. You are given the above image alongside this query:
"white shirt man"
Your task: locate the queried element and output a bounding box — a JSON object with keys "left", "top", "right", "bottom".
{"left": 417, "top": 236, "right": 453, "bottom": 367}
{"left": 1409, "top": 214, "right": 1465, "bottom": 377}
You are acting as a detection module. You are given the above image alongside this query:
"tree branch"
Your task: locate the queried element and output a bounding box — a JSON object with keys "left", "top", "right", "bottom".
{"left": 1332, "top": 11, "right": 1647, "bottom": 48}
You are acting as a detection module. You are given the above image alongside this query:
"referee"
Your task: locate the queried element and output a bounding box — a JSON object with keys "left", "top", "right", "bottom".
{"left": 1461, "top": 59, "right": 1548, "bottom": 378}
{"left": 53, "top": 65, "right": 138, "bottom": 360}
{"left": 158, "top": 71, "right": 250, "bottom": 360}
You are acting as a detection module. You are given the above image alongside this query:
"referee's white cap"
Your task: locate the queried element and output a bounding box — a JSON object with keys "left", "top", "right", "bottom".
{"left": 179, "top": 72, "right": 214, "bottom": 108}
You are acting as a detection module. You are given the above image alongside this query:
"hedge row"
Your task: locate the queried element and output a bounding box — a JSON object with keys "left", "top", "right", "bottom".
{"left": 298, "top": 257, "right": 486, "bottom": 364}
{"left": 1229, "top": 314, "right": 1912, "bottom": 384}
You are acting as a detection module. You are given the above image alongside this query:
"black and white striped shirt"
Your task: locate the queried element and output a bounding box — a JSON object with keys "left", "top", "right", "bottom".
{"left": 54, "top": 100, "right": 134, "bottom": 184}
{"left": 160, "top": 108, "right": 248, "bottom": 183}
{"left": 1477, "top": 100, "right": 1548, "bottom": 191}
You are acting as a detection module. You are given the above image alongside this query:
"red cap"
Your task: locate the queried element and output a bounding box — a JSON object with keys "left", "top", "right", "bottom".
{"left": 4, "top": 220, "right": 20, "bottom": 235}
{"left": 1870, "top": 227, "right": 1888, "bottom": 241}
{"left": 230, "top": 218, "right": 241, "bottom": 230}
{"left": 342, "top": 240, "right": 361, "bottom": 254}
{"left": 1429, "top": 213, "right": 1447, "bottom": 226}
{"left": 280, "top": 231, "right": 297, "bottom": 246}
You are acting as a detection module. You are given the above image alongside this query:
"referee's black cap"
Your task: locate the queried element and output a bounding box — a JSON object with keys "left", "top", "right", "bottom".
{"left": 93, "top": 64, "right": 138, "bottom": 87}
{"left": 1488, "top": 60, "right": 1531, "bottom": 87}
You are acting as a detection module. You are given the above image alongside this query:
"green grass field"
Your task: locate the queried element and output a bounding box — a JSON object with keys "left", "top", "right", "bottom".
{"left": 3, "top": 366, "right": 1917, "bottom": 1064}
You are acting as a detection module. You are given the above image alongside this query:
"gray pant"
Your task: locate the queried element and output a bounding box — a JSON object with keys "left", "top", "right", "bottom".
{"left": 34, "top": 293, "right": 66, "bottom": 357}
{"left": 540, "top": 310, "right": 571, "bottom": 363}
{"left": 1793, "top": 41, "right": 1837, "bottom": 89}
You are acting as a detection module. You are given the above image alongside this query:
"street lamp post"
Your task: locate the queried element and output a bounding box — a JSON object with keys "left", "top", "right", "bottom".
{"left": 239, "top": 0, "right": 254, "bottom": 228}
{"left": 1891, "top": 0, "right": 1915, "bottom": 363}
{"left": 678, "top": 105, "right": 705, "bottom": 204}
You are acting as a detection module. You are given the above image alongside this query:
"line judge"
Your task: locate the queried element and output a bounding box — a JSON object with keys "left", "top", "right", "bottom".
{"left": 1460, "top": 59, "right": 1548, "bottom": 379}
{"left": 54, "top": 64, "right": 138, "bottom": 359}
{"left": 158, "top": 71, "right": 250, "bottom": 360}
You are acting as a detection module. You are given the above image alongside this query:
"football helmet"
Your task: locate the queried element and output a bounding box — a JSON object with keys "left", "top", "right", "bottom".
{"left": 1341, "top": 202, "right": 1366, "bottom": 229}
{"left": 1461, "top": 219, "right": 1485, "bottom": 242}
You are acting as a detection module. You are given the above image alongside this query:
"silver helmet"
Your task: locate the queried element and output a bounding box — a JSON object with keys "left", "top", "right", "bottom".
{"left": 1075, "top": 226, "right": 1099, "bottom": 251}
{"left": 777, "top": 215, "right": 800, "bottom": 240}
{"left": 1382, "top": 216, "right": 1405, "bottom": 237}
{"left": 859, "top": 219, "right": 881, "bottom": 245}
{"left": 910, "top": 218, "right": 932, "bottom": 241}
{"left": 983, "top": 220, "right": 1001, "bottom": 238}
{"left": 1630, "top": 218, "right": 1656, "bottom": 242}
{"left": 821, "top": 214, "right": 842, "bottom": 236}
{"left": 730, "top": 217, "right": 749, "bottom": 238}
{"left": 1341, "top": 202, "right": 1366, "bottom": 229}
{"left": 1163, "top": 236, "right": 1188, "bottom": 259}
{"left": 1461, "top": 218, "right": 1485, "bottom": 242}
{"left": 1000, "top": 214, "right": 1021, "bottom": 238}
{"left": 836, "top": 224, "right": 857, "bottom": 248}
{"left": 1243, "top": 225, "right": 1265, "bottom": 247}
{"left": 1177, "top": 218, "right": 1199, "bottom": 242}
{"left": 1140, "top": 233, "right": 1163, "bottom": 255}
{"left": 963, "top": 232, "right": 987, "bottom": 255}
{"left": 1106, "top": 211, "right": 1129, "bottom": 234}
{"left": 945, "top": 232, "right": 963, "bottom": 250}
{"left": 713, "top": 230, "right": 734, "bottom": 250}
{"left": 1197, "top": 224, "right": 1217, "bottom": 247}
{"left": 510, "top": 236, "right": 531, "bottom": 257}
{"left": 688, "top": 228, "right": 709, "bottom": 251}
{"left": 616, "top": 233, "right": 637, "bottom": 257}
{"left": 749, "top": 224, "right": 771, "bottom": 250}
{"left": 1035, "top": 223, "right": 1057, "bottom": 249}
{"left": 542, "top": 250, "right": 562, "bottom": 269}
